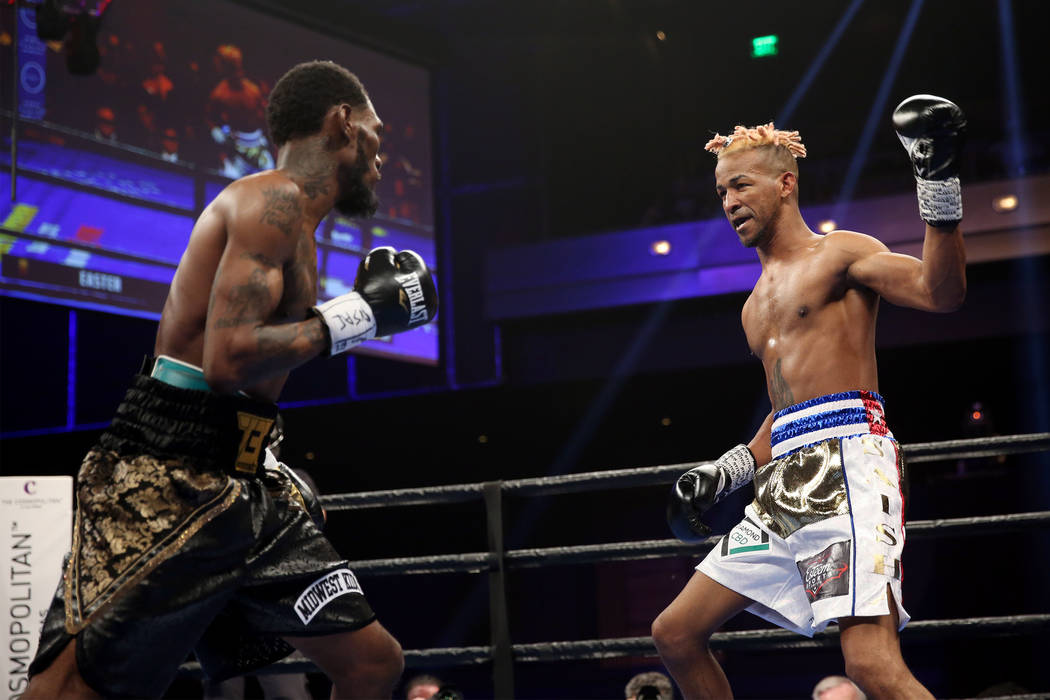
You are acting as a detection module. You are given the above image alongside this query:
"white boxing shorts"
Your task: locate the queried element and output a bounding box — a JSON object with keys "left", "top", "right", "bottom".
{"left": 697, "top": 390, "right": 910, "bottom": 637}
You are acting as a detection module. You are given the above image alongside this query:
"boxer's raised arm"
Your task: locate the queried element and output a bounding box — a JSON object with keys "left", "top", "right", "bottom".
{"left": 843, "top": 227, "right": 966, "bottom": 312}
{"left": 847, "top": 94, "right": 968, "bottom": 313}
{"left": 203, "top": 188, "right": 327, "bottom": 392}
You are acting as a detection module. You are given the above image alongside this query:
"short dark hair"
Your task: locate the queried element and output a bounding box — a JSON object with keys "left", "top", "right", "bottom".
{"left": 266, "top": 60, "right": 370, "bottom": 147}
{"left": 625, "top": 671, "right": 673, "bottom": 700}
{"left": 404, "top": 674, "right": 443, "bottom": 699}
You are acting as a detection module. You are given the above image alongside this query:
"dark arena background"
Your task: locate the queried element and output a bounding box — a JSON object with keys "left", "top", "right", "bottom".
{"left": 1, "top": 0, "right": 1048, "bottom": 698}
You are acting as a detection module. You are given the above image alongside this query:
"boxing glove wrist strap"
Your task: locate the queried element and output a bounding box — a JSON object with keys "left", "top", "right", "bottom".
{"left": 718, "top": 444, "right": 757, "bottom": 497}
{"left": 915, "top": 176, "right": 962, "bottom": 226}
{"left": 313, "top": 293, "right": 377, "bottom": 356}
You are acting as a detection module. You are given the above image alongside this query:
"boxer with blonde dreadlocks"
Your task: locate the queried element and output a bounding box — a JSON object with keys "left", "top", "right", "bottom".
{"left": 653, "top": 97, "right": 967, "bottom": 700}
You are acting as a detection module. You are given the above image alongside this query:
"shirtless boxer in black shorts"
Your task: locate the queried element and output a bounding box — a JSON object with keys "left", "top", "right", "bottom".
{"left": 654, "top": 96, "right": 966, "bottom": 699}
{"left": 25, "top": 60, "right": 437, "bottom": 699}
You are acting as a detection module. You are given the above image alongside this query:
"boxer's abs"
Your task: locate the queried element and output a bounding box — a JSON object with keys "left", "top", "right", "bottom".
{"left": 751, "top": 303, "right": 880, "bottom": 412}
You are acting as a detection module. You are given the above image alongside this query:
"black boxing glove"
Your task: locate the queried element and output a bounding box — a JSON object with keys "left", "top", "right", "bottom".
{"left": 354, "top": 246, "right": 438, "bottom": 337}
{"left": 892, "top": 94, "right": 966, "bottom": 227}
{"left": 312, "top": 247, "right": 438, "bottom": 355}
{"left": 667, "top": 444, "right": 756, "bottom": 542}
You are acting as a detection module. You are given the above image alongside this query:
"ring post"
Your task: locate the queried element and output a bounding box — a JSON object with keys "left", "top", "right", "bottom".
{"left": 484, "top": 481, "right": 514, "bottom": 698}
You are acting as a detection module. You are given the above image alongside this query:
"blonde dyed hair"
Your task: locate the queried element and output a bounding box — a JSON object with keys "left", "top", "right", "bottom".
{"left": 704, "top": 122, "right": 807, "bottom": 159}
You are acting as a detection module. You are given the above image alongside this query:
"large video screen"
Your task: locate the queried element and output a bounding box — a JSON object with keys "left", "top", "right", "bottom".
{"left": 0, "top": 1, "right": 438, "bottom": 365}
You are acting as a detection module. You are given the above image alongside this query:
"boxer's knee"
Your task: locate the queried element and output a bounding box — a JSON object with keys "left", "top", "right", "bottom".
{"left": 370, "top": 632, "right": 405, "bottom": 688}
{"left": 652, "top": 607, "right": 710, "bottom": 664}
{"left": 340, "top": 632, "right": 403, "bottom": 695}
{"left": 298, "top": 622, "right": 404, "bottom": 696}
{"left": 844, "top": 646, "right": 906, "bottom": 695}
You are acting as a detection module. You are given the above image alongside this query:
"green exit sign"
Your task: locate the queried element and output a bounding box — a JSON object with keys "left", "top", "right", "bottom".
{"left": 751, "top": 35, "right": 779, "bottom": 58}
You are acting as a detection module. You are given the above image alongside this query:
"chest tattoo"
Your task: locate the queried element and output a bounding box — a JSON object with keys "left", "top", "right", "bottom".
{"left": 771, "top": 358, "right": 795, "bottom": 411}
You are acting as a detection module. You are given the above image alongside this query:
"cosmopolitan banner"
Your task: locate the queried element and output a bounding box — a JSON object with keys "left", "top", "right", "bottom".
{"left": 1, "top": 476, "right": 72, "bottom": 699}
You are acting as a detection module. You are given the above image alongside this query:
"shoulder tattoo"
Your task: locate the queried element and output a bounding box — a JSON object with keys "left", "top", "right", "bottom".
{"left": 260, "top": 187, "right": 302, "bottom": 238}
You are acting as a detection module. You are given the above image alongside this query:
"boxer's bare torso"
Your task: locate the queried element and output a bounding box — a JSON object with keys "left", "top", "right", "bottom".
{"left": 153, "top": 101, "right": 384, "bottom": 402}
{"left": 742, "top": 230, "right": 881, "bottom": 412}
{"left": 715, "top": 145, "right": 965, "bottom": 463}
{"left": 154, "top": 171, "right": 326, "bottom": 402}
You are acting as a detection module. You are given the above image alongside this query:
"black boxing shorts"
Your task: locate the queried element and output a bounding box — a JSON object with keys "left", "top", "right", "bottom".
{"left": 29, "top": 365, "right": 375, "bottom": 699}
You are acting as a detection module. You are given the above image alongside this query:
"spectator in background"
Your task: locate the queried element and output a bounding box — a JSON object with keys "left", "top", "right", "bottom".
{"left": 812, "top": 675, "right": 866, "bottom": 700}
{"left": 138, "top": 41, "right": 180, "bottom": 160}
{"left": 205, "top": 43, "right": 275, "bottom": 177}
{"left": 93, "top": 106, "right": 119, "bottom": 142}
{"left": 404, "top": 674, "right": 442, "bottom": 700}
{"left": 403, "top": 674, "right": 463, "bottom": 700}
{"left": 975, "top": 681, "right": 1032, "bottom": 697}
{"left": 626, "top": 671, "right": 674, "bottom": 700}
{"left": 141, "top": 41, "right": 175, "bottom": 103}
{"left": 379, "top": 123, "right": 425, "bottom": 224}
{"left": 203, "top": 667, "right": 311, "bottom": 700}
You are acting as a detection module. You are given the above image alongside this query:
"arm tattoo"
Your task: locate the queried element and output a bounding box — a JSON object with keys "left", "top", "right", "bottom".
{"left": 255, "top": 318, "right": 325, "bottom": 359}
{"left": 260, "top": 187, "right": 302, "bottom": 237}
{"left": 213, "top": 268, "right": 272, "bottom": 328}
{"left": 770, "top": 358, "right": 795, "bottom": 411}
{"left": 240, "top": 250, "right": 279, "bottom": 269}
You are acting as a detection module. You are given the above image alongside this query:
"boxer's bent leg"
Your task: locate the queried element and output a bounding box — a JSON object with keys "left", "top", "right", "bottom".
{"left": 198, "top": 467, "right": 396, "bottom": 696}
{"left": 652, "top": 572, "right": 752, "bottom": 700}
{"left": 23, "top": 640, "right": 100, "bottom": 700}
{"left": 27, "top": 553, "right": 237, "bottom": 700}
{"left": 257, "top": 671, "right": 311, "bottom": 700}
{"left": 24, "top": 571, "right": 93, "bottom": 699}
{"left": 28, "top": 472, "right": 254, "bottom": 698}
{"left": 839, "top": 585, "right": 932, "bottom": 700}
{"left": 287, "top": 620, "right": 404, "bottom": 699}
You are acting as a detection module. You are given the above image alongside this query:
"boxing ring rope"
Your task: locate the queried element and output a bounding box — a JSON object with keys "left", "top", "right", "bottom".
{"left": 339, "top": 510, "right": 1050, "bottom": 576}
{"left": 322, "top": 432, "right": 1050, "bottom": 510}
{"left": 181, "top": 613, "right": 1049, "bottom": 673}
{"left": 177, "top": 433, "right": 1050, "bottom": 695}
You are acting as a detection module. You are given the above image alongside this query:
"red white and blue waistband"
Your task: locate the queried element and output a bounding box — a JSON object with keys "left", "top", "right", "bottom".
{"left": 770, "top": 390, "right": 892, "bottom": 459}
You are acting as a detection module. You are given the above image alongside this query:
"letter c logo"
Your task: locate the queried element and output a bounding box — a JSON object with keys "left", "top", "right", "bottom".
{"left": 24, "top": 480, "right": 36, "bottom": 495}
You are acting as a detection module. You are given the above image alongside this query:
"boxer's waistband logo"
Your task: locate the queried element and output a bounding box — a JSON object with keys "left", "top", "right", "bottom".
{"left": 294, "top": 568, "right": 364, "bottom": 625}
{"left": 235, "top": 412, "right": 274, "bottom": 474}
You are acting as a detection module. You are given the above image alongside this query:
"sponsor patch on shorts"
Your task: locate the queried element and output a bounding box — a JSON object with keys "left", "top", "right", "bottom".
{"left": 294, "top": 568, "right": 364, "bottom": 625}
{"left": 798, "top": 540, "right": 851, "bottom": 602}
{"left": 721, "top": 517, "right": 771, "bottom": 556}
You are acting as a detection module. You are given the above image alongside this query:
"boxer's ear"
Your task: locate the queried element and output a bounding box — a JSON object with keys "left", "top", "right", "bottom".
{"left": 337, "top": 103, "right": 353, "bottom": 131}
{"left": 325, "top": 104, "right": 354, "bottom": 149}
